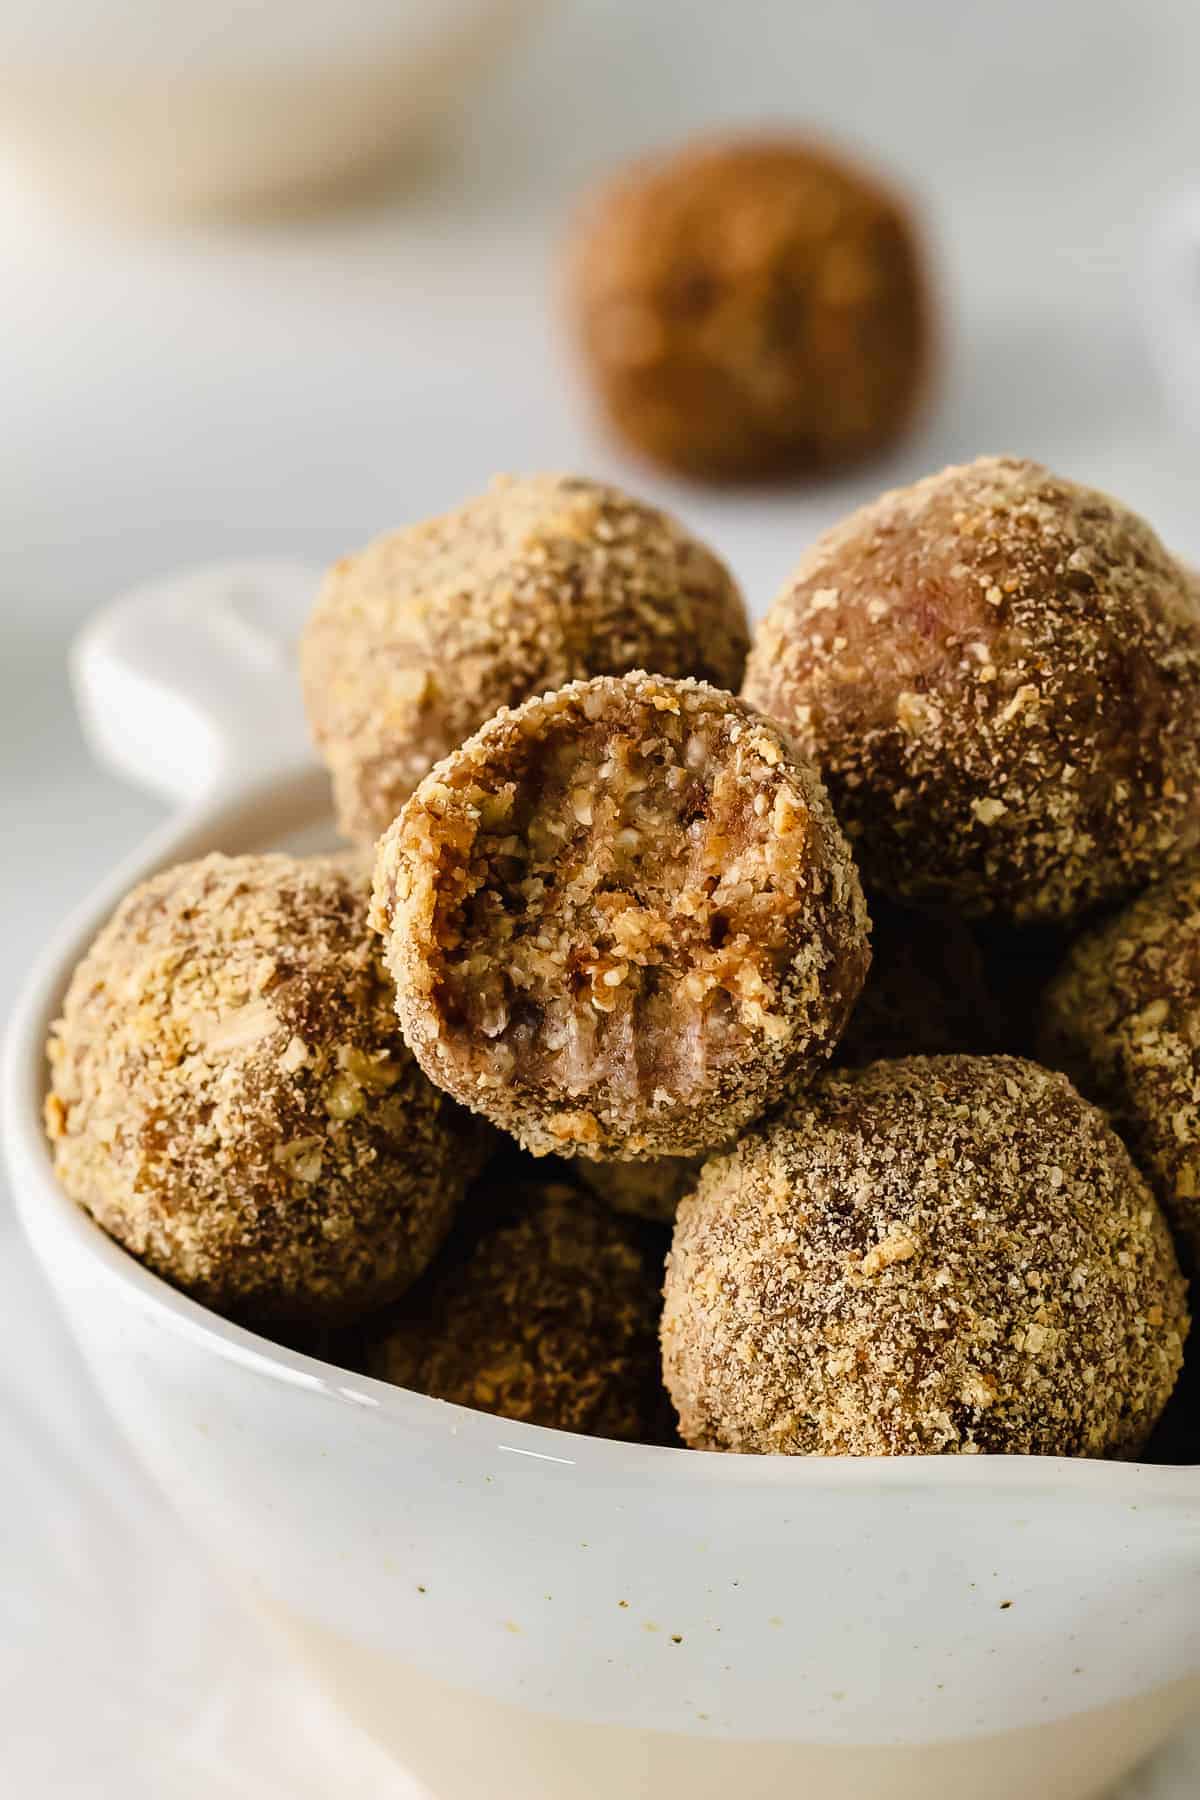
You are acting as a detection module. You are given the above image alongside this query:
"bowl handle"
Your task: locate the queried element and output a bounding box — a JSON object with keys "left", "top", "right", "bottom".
{"left": 70, "top": 560, "right": 322, "bottom": 805}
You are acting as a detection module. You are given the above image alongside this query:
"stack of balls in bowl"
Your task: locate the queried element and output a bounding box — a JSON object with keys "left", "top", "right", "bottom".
{"left": 44, "top": 137, "right": 1200, "bottom": 1463}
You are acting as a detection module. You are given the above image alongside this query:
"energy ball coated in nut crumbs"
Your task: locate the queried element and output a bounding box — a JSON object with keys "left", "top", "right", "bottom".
{"left": 1041, "top": 862, "right": 1200, "bottom": 1268}
{"left": 45, "top": 853, "right": 482, "bottom": 1325}
{"left": 301, "top": 473, "right": 750, "bottom": 842}
{"left": 368, "top": 1181, "right": 671, "bottom": 1442}
{"left": 662, "top": 1056, "right": 1187, "bottom": 1457}
{"left": 566, "top": 135, "right": 929, "bottom": 481}
{"left": 372, "top": 672, "right": 871, "bottom": 1160}
{"left": 743, "top": 457, "right": 1200, "bottom": 924}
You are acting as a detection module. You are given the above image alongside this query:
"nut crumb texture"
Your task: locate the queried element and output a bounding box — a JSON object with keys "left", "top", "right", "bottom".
{"left": 302, "top": 473, "right": 749, "bottom": 841}
{"left": 369, "top": 1180, "right": 670, "bottom": 1442}
{"left": 45, "top": 852, "right": 482, "bottom": 1324}
{"left": 743, "top": 456, "right": 1200, "bottom": 923}
{"left": 662, "top": 1056, "right": 1187, "bottom": 1457}
{"left": 1041, "top": 859, "right": 1200, "bottom": 1268}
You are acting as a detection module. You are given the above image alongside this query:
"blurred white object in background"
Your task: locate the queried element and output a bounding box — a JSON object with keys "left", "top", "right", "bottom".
{"left": 1146, "top": 187, "right": 1200, "bottom": 433}
{"left": 0, "top": 0, "right": 539, "bottom": 218}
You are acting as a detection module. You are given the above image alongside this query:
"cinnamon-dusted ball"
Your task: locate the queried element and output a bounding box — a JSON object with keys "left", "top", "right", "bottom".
{"left": 574, "top": 1153, "right": 703, "bottom": 1225}
{"left": 743, "top": 457, "right": 1200, "bottom": 924}
{"left": 662, "top": 1057, "right": 1187, "bottom": 1457}
{"left": 567, "top": 135, "right": 929, "bottom": 481}
{"left": 368, "top": 1181, "right": 670, "bottom": 1441}
{"left": 44, "top": 853, "right": 481, "bottom": 1325}
{"left": 1040, "top": 863, "right": 1200, "bottom": 1267}
{"left": 301, "top": 474, "right": 749, "bottom": 842}
{"left": 373, "top": 673, "right": 870, "bottom": 1159}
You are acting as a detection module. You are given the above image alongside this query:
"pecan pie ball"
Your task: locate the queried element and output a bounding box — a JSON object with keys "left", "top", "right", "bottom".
{"left": 567, "top": 134, "right": 929, "bottom": 481}
{"left": 662, "top": 1056, "right": 1187, "bottom": 1457}
{"left": 302, "top": 474, "right": 749, "bottom": 841}
{"left": 45, "top": 853, "right": 480, "bottom": 1324}
{"left": 743, "top": 457, "right": 1200, "bottom": 923}
{"left": 1041, "top": 861, "right": 1200, "bottom": 1267}
{"left": 369, "top": 1180, "right": 670, "bottom": 1442}
{"left": 373, "top": 673, "right": 870, "bottom": 1159}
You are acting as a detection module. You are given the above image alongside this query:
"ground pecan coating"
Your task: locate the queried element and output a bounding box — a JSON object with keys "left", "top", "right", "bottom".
{"left": 663, "top": 1056, "right": 1186, "bottom": 1457}
{"left": 302, "top": 473, "right": 748, "bottom": 840}
{"left": 370, "top": 1180, "right": 671, "bottom": 1442}
{"left": 744, "top": 457, "right": 1200, "bottom": 923}
{"left": 45, "top": 853, "right": 480, "bottom": 1324}
{"left": 1041, "top": 861, "right": 1200, "bottom": 1267}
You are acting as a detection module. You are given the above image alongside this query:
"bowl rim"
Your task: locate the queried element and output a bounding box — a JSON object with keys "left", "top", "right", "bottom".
{"left": 6, "top": 776, "right": 1197, "bottom": 1507}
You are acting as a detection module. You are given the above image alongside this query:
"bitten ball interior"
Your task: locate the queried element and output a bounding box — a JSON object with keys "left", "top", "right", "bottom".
{"left": 373, "top": 673, "right": 870, "bottom": 1158}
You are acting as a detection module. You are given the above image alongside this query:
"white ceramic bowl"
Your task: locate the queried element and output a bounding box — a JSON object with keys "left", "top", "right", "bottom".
{"left": 5, "top": 564, "right": 1200, "bottom": 1800}
{"left": 0, "top": 0, "right": 537, "bottom": 217}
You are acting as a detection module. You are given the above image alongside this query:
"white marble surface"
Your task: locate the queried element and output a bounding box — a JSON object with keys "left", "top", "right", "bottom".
{"left": 1, "top": 1, "right": 1198, "bottom": 1792}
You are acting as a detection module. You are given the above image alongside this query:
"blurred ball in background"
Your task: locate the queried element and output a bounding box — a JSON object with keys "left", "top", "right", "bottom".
{"left": 566, "top": 133, "right": 931, "bottom": 482}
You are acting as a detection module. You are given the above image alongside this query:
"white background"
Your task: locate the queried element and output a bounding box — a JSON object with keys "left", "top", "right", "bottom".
{"left": 2, "top": 1, "right": 1200, "bottom": 1792}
